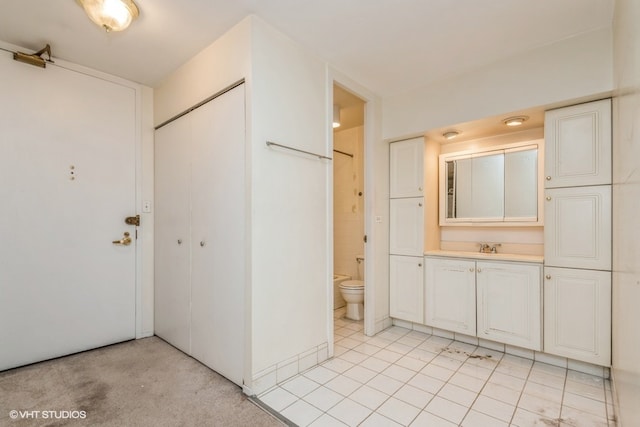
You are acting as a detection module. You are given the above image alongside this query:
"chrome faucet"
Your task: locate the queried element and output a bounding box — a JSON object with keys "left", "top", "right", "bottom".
{"left": 479, "top": 243, "right": 501, "bottom": 254}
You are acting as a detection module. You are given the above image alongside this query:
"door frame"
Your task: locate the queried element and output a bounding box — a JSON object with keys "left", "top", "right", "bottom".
{"left": 1, "top": 40, "right": 150, "bottom": 340}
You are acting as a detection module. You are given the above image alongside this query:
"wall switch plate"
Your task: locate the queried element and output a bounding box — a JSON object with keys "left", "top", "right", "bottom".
{"left": 142, "top": 200, "right": 152, "bottom": 213}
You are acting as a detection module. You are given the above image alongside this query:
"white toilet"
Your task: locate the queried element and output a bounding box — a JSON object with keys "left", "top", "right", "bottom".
{"left": 339, "top": 256, "right": 364, "bottom": 320}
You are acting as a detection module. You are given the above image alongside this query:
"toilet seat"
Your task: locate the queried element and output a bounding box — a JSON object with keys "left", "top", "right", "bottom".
{"left": 339, "top": 280, "right": 364, "bottom": 289}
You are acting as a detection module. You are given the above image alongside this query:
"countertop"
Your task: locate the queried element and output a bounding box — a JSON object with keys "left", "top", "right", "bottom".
{"left": 424, "top": 250, "right": 543, "bottom": 264}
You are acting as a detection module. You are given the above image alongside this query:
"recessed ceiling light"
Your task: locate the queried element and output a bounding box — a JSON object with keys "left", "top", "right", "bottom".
{"left": 502, "top": 116, "right": 529, "bottom": 126}
{"left": 443, "top": 131, "right": 459, "bottom": 140}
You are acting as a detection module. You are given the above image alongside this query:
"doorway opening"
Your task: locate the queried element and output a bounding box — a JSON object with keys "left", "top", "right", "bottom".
{"left": 332, "top": 84, "right": 367, "bottom": 349}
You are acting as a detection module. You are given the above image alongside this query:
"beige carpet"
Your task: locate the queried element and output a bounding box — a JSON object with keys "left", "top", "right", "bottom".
{"left": 0, "top": 337, "right": 285, "bottom": 426}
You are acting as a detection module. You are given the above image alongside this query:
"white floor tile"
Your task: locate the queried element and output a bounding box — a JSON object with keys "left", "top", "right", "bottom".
{"left": 471, "top": 395, "right": 515, "bottom": 422}
{"left": 377, "top": 397, "right": 422, "bottom": 426}
{"left": 431, "top": 354, "right": 464, "bottom": 371}
{"left": 500, "top": 353, "right": 534, "bottom": 368}
{"left": 405, "top": 348, "right": 438, "bottom": 364}
{"left": 523, "top": 380, "right": 564, "bottom": 402}
{"left": 436, "top": 383, "right": 478, "bottom": 407}
{"left": 531, "top": 361, "right": 567, "bottom": 378}
{"left": 517, "top": 393, "right": 561, "bottom": 419}
{"left": 396, "top": 335, "right": 425, "bottom": 348}
{"left": 303, "top": 386, "right": 344, "bottom": 412}
{"left": 561, "top": 405, "right": 609, "bottom": 427}
{"left": 322, "top": 357, "right": 355, "bottom": 374}
{"left": 339, "top": 350, "right": 370, "bottom": 365}
{"left": 457, "top": 363, "right": 493, "bottom": 381}
{"left": 281, "top": 375, "right": 321, "bottom": 398}
{"left": 359, "top": 412, "right": 403, "bottom": 427}
{"left": 308, "top": 413, "right": 349, "bottom": 427}
{"left": 367, "top": 374, "right": 406, "bottom": 395}
{"left": 360, "top": 356, "right": 392, "bottom": 373}
{"left": 567, "top": 369, "right": 606, "bottom": 387}
{"left": 386, "top": 341, "right": 414, "bottom": 355}
{"left": 259, "top": 386, "right": 299, "bottom": 411}
{"left": 354, "top": 343, "right": 383, "bottom": 356}
{"left": 327, "top": 398, "right": 373, "bottom": 427}
{"left": 374, "top": 349, "right": 404, "bottom": 364}
{"left": 424, "top": 396, "right": 469, "bottom": 425}
{"left": 488, "top": 371, "right": 526, "bottom": 391}
{"left": 527, "top": 369, "right": 566, "bottom": 389}
{"left": 448, "top": 372, "right": 486, "bottom": 393}
{"left": 461, "top": 409, "right": 509, "bottom": 427}
{"left": 410, "top": 411, "right": 457, "bottom": 427}
{"left": 494, "top": 362, "right": 531, "bottom": 379}
{"left": 563, "top": 380, "right": 605, "bottom": 402}
{"left": 304, "top": 365, "right": 339, "bottom": 384}
{"left": 407, "top": 372, "right": 445, "bottom": 394}
{"left": 510, "top": 407, "right": 556, "bottom": 427}
{"left": 325, "top": 375, "right": 362, "bottom": 397}
{"left": 334, "top": 345, "right": 349, "bottom": 357}
{"left": 393, "top": 384, "right": 434, "bottom": 409}
{"left": 343, "top": 365, "right": 378, "bottom": 384}
{"left": 395, "top": 355, "right": 427, "bottom": 372}
{"left": 281, "top": 399, "right": 323, "bottom": 427}
{"left": 349, "top": 384, "right": 390, "bottom": 410}
{"left": 480, "top": 382, "right": 521, "bottom": 406}
{"left": 562, "top": 391, "right": 607, "bottom": 418}
{"left": 381, "top": 364, "right": 416, "bottom": 383}
{"left": 420, "top": 363, "right": 455, "bottom": 382}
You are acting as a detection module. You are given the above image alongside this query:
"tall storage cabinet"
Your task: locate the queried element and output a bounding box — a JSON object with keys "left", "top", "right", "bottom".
{"left": 389, "top": 138, "right": 425, "bottom": 323}
{"left": 543, "top": 99, "right": 612, "bottom": 366}
{"left": 155, "top": 85, "right": 245, "bottom": 385}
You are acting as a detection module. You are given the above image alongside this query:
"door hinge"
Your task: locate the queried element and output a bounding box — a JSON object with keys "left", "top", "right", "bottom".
{"left": 363, "top": 235, "right": 367, "bottom": 243}
{"left": 125, "top": 215, "right": 140, "bottom": 226}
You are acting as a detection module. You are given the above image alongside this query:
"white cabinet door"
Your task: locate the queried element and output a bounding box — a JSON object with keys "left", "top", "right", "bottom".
{"left": 544, "top": 267, "right": 611, "bottom": 366}
{"left": 390, "top": 256, "right": 424, "bottom": 323}
{"left": 390, "top": 198, "right": 425, "bottom": 256}
{"left": 390, "top": 138, "right": 424, "bottom": 198}
{"left": 425, "top": 257, "right": 476, "bottom": 335}
{"left": 544, "top": 185, "right": 611, "bottom": 270}
{"left": 476, "top": 262, "right": 542, "bottom": 350}
{"left": 544, "top": 99, "right": 611, "bottom": 188}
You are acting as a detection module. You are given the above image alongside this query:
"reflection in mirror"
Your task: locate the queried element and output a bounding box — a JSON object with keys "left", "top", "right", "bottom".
{"left": 471, "top": 152, "right": 504, "bottom": 220}
{"left": 504, "top": 148, "right": 537, "bottom": 220}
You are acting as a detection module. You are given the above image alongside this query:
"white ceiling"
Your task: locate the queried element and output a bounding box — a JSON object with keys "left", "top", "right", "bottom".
{"left": 0, "top": 1, "right": 614, "bottom": 98}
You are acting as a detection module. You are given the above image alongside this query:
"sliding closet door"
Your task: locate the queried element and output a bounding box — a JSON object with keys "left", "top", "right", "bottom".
{"left": 190, "top": 86, "right": 245, "bottom": 385}
{"left": 154, "top": 117, "right": 192, "bottom": 354}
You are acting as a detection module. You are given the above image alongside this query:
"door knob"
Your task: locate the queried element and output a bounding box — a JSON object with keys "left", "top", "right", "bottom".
{"left": 112, "top": 232, "right": 132, "bottom": 246}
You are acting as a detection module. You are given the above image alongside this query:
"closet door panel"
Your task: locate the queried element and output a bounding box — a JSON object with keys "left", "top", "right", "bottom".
{"left": 154, "top": 116, "right": 192, "bottom": 354}
{"left": 190, "top": 85, "right": 245, "bottom": 385}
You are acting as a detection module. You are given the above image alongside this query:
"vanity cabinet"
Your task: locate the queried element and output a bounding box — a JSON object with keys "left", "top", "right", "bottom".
{"left": 544, "top": 267, "right": 611, "bottom": 366}
{"left": 476, "top": 262, "right": 542, "bottom": 350}
{"left": 544, "top": 99, "right": 611, "bottom": 188}
{"left": 390, "top": 138, "right": 424, "bottom": 198}
{"left": 425, "top": 256, "right": 542, "bottom": 351}
{"left": 424, "top": 257, "right": 476, "bottom": 335}
{"left": 544, "top": 185, "right": 611, "bottom": 270}
{"left": 390, "top": 198, "right": 425, "bottom": 256}
{"left": 390, "top": 256, "right": 424, "bottom": 323}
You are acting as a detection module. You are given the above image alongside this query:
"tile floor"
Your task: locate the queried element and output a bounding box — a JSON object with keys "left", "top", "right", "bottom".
{"left": 259, "top": 308, "right": 616, "bottom": 426}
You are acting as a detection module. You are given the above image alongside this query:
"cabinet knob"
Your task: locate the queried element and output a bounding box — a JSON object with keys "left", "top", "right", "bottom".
{"left": 418, "top": 187, "right": 423, "bottom": 192}
{"left": 546, "top": 196, "right": 552, "bottom": 201}
{"left": 477, "top": 268, "right": 482, "bottom": 273}
{"left": 546, "top": 176, "right": 552, "bottom": 181}
{"left": 200, "top": 241, "right": 206, "bottom": 247}
{"left": 177, "top": 239, "right": 182, "bottom": 245}
{"left": 469, "top": 267, "right": 474, "bottom": 272}
{"left": 545, "top": 274, "right": 551, "bottom": 280}
{"left": 418, "top": 202, "right": 423, "bottom": 207}
{"left": 418, "top": 263, "right": 422, "bottom": 267}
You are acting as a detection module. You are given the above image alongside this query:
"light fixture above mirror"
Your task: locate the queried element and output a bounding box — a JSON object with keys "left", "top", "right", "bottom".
{"left": 443, "top": 131, "right": 460, "bottom": 140}
{"left": 78, "top": 0, "right": 139, "bottom": 32}
{"left": 502, "top": 116, "right": 529, "bottom": 127}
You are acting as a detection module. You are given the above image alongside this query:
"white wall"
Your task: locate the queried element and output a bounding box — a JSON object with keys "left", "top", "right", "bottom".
{"left": 250, "top": 17, "right": 330, "bottom": 376}
{"left": 612, "top": 0, "right": 640, "bottom": 425}
{"left": 383, "top": 28, "right": 614, "bottom": 141}
{"left": 334, "top": 126, "right": 365, "bottom": 282}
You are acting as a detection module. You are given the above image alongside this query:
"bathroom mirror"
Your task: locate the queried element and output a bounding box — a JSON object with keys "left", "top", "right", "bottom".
{"left": 440, "top": 140, "right": 542, "bottom": 226}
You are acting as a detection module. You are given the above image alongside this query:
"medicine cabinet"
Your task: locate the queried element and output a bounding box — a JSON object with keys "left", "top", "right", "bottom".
{"left": 439, "top": 140, "right": 543, "bottom": 226}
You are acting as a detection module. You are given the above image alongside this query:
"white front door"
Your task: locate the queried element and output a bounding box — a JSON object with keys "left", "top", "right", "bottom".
{"left": 0, "top": 53, "right": 137, "bottom": 371}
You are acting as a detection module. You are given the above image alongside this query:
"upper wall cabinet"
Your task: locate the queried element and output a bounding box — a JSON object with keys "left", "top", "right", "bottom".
{"left": 544, "top": 99, "right": 611, "bottom": 188}
{"left": 390, "top": 138, "right": 424, "bottom": 198}
{"left": 439, "top": 140, "right": 543, "bottom": 226}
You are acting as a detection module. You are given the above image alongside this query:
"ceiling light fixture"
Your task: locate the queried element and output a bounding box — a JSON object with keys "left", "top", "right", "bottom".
{"left": 502, "top": 116, "right": 529, "bottom": 127}
{"left": 78, "top": 0, "right": 139, "bottom": 32}
{"left": 333, "top": 105, "right": 341, "bottom": 128}
{"left": 443, "top": 131, "right": 459, "bottom": 140}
